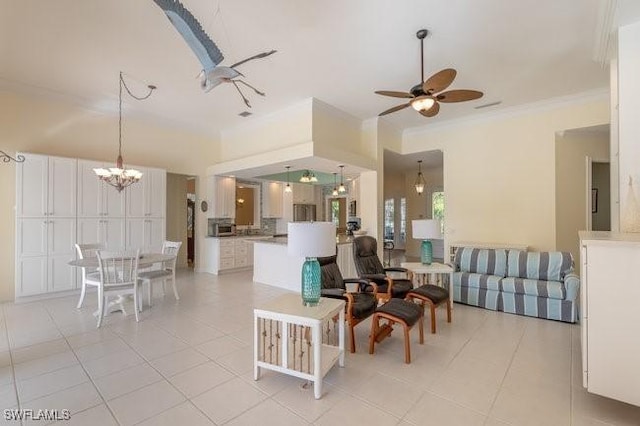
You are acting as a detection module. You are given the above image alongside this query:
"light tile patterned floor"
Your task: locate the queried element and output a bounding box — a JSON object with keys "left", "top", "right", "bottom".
{"left": 1, "top": 270, "right": 639, "bottom": 425}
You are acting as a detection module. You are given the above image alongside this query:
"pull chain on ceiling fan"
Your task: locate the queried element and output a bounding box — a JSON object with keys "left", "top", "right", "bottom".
{"left": 375, "top": 29, "right": 483, "bottom": 118}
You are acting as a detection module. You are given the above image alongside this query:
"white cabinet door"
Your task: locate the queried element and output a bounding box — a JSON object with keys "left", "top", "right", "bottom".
{"left": 102, "top": 219, "right": 126, "bottom": 251}
{"left": 126, "top": 176, "right": 146, "bottom": 218}
{"left": 208, "top": 176, "right": 236, "bottom": 218}
{"left": 146, "top": 218, "right": 165, "bottom": 253}
{"left": 49, "top": 255, "right": 76, "bottom": 293}
{"left": 262, "top": 182, "right": 283, "bottom": 218}
{"left": 292, "top": 183, "right": 315, "bottom": 204}
{"left": 77, "top": 160, "right": 103, "bottom": 217}
{"left": 103, "top": 184, "right": 126, "bottom": 217}
{"left": 16, "top": 219, "right": 48, "bottom": 257}
{"left": 126, "top": 167, "right": 165, "bottom": 218}
{"left": 77, "top": 218, "right": 102, "bottom": 245}
{"left": 48, "top": 218, "right": 76, "bottom": 257}
{"left": 16, "top": 153, "right": 48, "bottom": 217}
{"left": 48, "top": 156, "right": 77, "bottom": 217}
{"left": 126, "top": 219, "right": 145, "bottom": 251}
{"left": 16, "top": 257, "right": 48, "bottom": 296}
{"left": 147, "top": 168, "right": 166, "bottom": 218}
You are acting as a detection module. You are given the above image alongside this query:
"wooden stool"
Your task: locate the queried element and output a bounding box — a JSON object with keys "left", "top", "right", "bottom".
{"left": 405, "top": 284, "right": 451, "bottom": 334}
{"left": 369, "top": 299, "right": 424, "bottom": 364}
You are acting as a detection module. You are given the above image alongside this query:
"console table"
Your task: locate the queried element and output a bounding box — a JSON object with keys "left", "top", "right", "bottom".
{"left": 253, "top": 294, "right": 345, "bottom": 399}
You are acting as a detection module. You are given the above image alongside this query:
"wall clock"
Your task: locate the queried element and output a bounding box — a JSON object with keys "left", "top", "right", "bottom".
{"left": 200, "top": 200, "right": 208, "bottom": 212}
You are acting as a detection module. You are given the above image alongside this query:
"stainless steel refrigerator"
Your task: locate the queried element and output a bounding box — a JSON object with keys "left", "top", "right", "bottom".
{"left": 293, "top": 204, "right": 317, "bottom": 222}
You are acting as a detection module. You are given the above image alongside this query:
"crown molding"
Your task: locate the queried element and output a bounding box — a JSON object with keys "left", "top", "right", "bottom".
{"left": 593, "top": 0, "right": 618, "bottom": 66}
{"left": 403, "top": 88, "right": 609, "bottom": 137}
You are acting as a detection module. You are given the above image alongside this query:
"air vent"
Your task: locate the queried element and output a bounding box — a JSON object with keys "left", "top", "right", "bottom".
{"left": 475, "top": 101, "right": 502, "bottom": 109}
{"left": 238, "top": 111, "right": 252, "bottom": 117}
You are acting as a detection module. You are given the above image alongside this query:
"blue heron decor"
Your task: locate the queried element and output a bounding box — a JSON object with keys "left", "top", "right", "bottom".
{"left": 152, "top": 0, "right": 276, "bottom": 108}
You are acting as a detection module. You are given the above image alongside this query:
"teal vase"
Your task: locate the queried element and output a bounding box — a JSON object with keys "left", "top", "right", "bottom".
{"left": 301, "top": 257, "right": 321, "bottom": 306}
{"left": 421, "top": 240, "right": 433, "bottom": 265}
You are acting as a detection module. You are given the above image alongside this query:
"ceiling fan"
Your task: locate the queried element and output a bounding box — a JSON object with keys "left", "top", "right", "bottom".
{"left": 375, "top": 29, "right": 483, "bottom": 117}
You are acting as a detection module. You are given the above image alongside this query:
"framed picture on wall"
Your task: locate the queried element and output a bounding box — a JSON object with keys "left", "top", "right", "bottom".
{"left": 592, "top": 188, "right": 598, "bottom": 213}
{"left": 349, "top": 200, "right": 357, "bottom": 216}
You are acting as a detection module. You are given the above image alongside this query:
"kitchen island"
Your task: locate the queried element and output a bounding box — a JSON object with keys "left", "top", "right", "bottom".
{"left": 253, "top": 235, "right": 358, "bottom": 292}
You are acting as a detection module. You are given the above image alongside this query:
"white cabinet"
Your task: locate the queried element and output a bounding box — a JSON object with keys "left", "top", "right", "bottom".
{"left": 262, "top": 181, "right": 283, "bottom": 218}
{"left": 207, "top": 176, "right": 236, "bottom": 219}
{"left": 77, "top": 218, "right": 126, "bottom": 251}
{"left": 292, "top": 183, "right": 315, "bottom": 204}
{"left": 77, "top": 160, "right": 126, "bottom": 218}
{"left": 208, "top": 237, "right": 254, "bottom": 274}
{"left": 16, "top": 218, "right": 76, "bottom": 296}
{"left": 17, "top": 154, "right": 77, "bottom": 218}
{"left": 16, "top": 154, "right": 77, "bottom": 297}
{"left": 126, "top": 167, "right": 166, "bottom": 218}
{"left": 126, "top": 218, "right": 165, "bottom": 253}
{"left": 579, "top": 231, "right": 640, "bottom": 407}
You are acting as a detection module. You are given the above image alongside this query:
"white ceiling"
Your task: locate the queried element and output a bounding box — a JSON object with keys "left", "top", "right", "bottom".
{"left": 0, "top": 0, "right": 611, "bottom": 140}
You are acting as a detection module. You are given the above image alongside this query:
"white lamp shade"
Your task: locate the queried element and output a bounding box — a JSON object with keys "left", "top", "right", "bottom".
{"left": 288, "top": 222, "right": 336, "bottom": 258}
{"left": 412, "top": 219, "right": 442, "bottom": 240}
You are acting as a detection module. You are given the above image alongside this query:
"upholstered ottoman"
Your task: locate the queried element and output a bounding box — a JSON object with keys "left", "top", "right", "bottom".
{"left": 369, "top": 299, "right": 424, "bottom": 364}
{"left": 406, "top": 284, "right": 451, "bottom": 334}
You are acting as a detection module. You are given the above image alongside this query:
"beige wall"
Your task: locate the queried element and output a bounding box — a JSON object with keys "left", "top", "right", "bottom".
{"left": 403, "top": 97, "right": 609, "bottom": 252}
{"left": 592, "top": 162, "right": 611, "bottom": 231}
{"left": 166, "top": 173, "right": 189, "bottom": 269}
{"left": 0, "top": 91, "right": 217, "bottom": 301}
{"left": 555, "top": 130, "right": 609, "bottom": 264}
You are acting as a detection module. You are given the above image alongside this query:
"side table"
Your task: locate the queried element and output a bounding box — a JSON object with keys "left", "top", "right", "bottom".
{"left": 253, "top": 294, "right": 345, "bottom": 399}
{"left": 401, "top": 262, "right": 454, "bottom": 308}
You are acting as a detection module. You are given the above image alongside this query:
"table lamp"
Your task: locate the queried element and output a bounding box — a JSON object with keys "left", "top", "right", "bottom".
{"left": 288, "top": 222, "right": 337, "bottom": 306}
{"left": 412, "top": 219, "right": 442, "bottom": 265}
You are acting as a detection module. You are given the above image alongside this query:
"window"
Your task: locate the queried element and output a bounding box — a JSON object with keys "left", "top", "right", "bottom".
{"left": 331, "top": 199, "right": 340, "bottom": 227}
{"left": 432, "top": 191, "right": 445, "bottom": 233}
{"left": 384, "top": 198, "right": 394, "bottom": 241}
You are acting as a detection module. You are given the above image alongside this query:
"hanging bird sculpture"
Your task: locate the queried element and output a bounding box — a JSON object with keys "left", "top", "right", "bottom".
{"left": 152, "top": 0, "right": 276, "bottom": 107}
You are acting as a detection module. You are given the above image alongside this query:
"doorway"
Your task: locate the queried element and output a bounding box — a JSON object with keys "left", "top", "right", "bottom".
{"left": 587, "top": 160, "right": 611, "bottom": 231}
{"left": 327, "top": 196, "right": 347, "bottom": 234}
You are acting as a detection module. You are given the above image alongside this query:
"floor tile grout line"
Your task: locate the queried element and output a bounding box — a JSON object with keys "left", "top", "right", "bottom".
{"left": 2, "top": 303, "right": 23, "bottom": 426}
{"left": 482, "top": 317, "right": 527, "bottom": 426}
{"left": 40, "top": 299, "right": 122, "bottom": 426}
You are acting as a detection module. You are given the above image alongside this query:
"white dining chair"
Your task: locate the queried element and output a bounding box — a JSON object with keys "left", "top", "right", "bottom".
{"left": 96, "top": 250, "right": 141, "bottom": 328}
{"left": 75, "top": 243, "right": 105, "bottom": 309}
{"left": 138, "top": 241, "right": 182, "bottom": 306}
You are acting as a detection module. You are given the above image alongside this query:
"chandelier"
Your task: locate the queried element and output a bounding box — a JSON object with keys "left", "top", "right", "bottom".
{"left": 414, "top": 160, "right": 426, "bottom": 195}
{"left": 1, "top": 151, "right": 25, "bottom": 164}
{"left": 299, "top": 170, "right": 318, "bottom": 183}
{"left": 94, "top": 72, "right": 156, "bottom": 192}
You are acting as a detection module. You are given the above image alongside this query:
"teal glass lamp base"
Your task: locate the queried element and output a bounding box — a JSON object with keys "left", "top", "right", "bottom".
{"left": 301, "top": 257, "right": 321, "bottom": 306}
{"left": 421, "top": 240, "right": 433, "bottom": 265}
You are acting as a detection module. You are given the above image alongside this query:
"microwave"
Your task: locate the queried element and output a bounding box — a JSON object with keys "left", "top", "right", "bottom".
{"left": 209, "top": 222, "right": 236, "bottom": 237}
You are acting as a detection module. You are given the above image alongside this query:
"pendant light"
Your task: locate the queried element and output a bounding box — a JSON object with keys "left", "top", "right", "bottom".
{"left": 332, "top": 173, "right": 339, "bottom": 196}
{"left": 414, "top": 160, "right": 426, "bottom": 195}
{"left": 338, "top": 165, "right": 346, "bottom": 193}
{"left": 284, "top": 165, "right": 292, "bottom": 193}
{"left": 94, "top": 72, "right": 156, "bottom": 192}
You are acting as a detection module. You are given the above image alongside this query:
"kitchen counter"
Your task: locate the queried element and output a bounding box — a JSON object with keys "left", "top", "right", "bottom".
{"left": 252, "top": 235, "right": 358, "bottom": 291}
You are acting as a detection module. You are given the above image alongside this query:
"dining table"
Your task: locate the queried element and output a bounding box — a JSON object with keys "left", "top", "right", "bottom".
{"left": 68, "top": 253, "right": 176, "bottom": 316}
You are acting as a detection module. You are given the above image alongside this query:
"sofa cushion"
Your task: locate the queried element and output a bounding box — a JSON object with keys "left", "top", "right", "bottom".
{"left": 507, "top": 250, "right": 573, "bottom": 281}
{"left": 454, "top": 248, "right": 507, "bottom": 277}
{"left": 501, "top": 277, "right": 566, "bottom": 300}
{"left": 452, "top": 272, "right": 502, "bottom": 291}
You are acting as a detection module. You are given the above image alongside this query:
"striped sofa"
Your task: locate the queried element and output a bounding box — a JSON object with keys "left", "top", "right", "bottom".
{"left": 452, "top": 247, "right": 579, "bottom": 323}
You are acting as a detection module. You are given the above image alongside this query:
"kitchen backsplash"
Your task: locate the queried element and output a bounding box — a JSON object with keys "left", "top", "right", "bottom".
{"left": 207, "top": 217, "right": 277, "bottom": 235}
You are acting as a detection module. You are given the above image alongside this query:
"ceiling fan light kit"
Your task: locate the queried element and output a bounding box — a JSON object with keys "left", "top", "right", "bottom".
{"left": 375, "top": 28, "right": 483, "bottom": 118}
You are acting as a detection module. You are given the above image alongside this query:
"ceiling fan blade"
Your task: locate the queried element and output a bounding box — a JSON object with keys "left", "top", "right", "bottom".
{"left": 422, "top": 68, "right": 457, "bottom": 94}
{"left": 379, "top": 103, "right": 410, "bottom": 116}
{"left": 375, "top": 90, "right": 414, "bottom": 99}
{"left": 437, "top": 89, "right": 484, "bottom": 103}
{"left": 419, "top": 102, "right": 440, "bottom": 117}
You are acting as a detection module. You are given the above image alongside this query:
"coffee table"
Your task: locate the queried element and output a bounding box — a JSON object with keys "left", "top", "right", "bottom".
{"left": 253, "top": 294, "right": 345, "bottom": 399}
